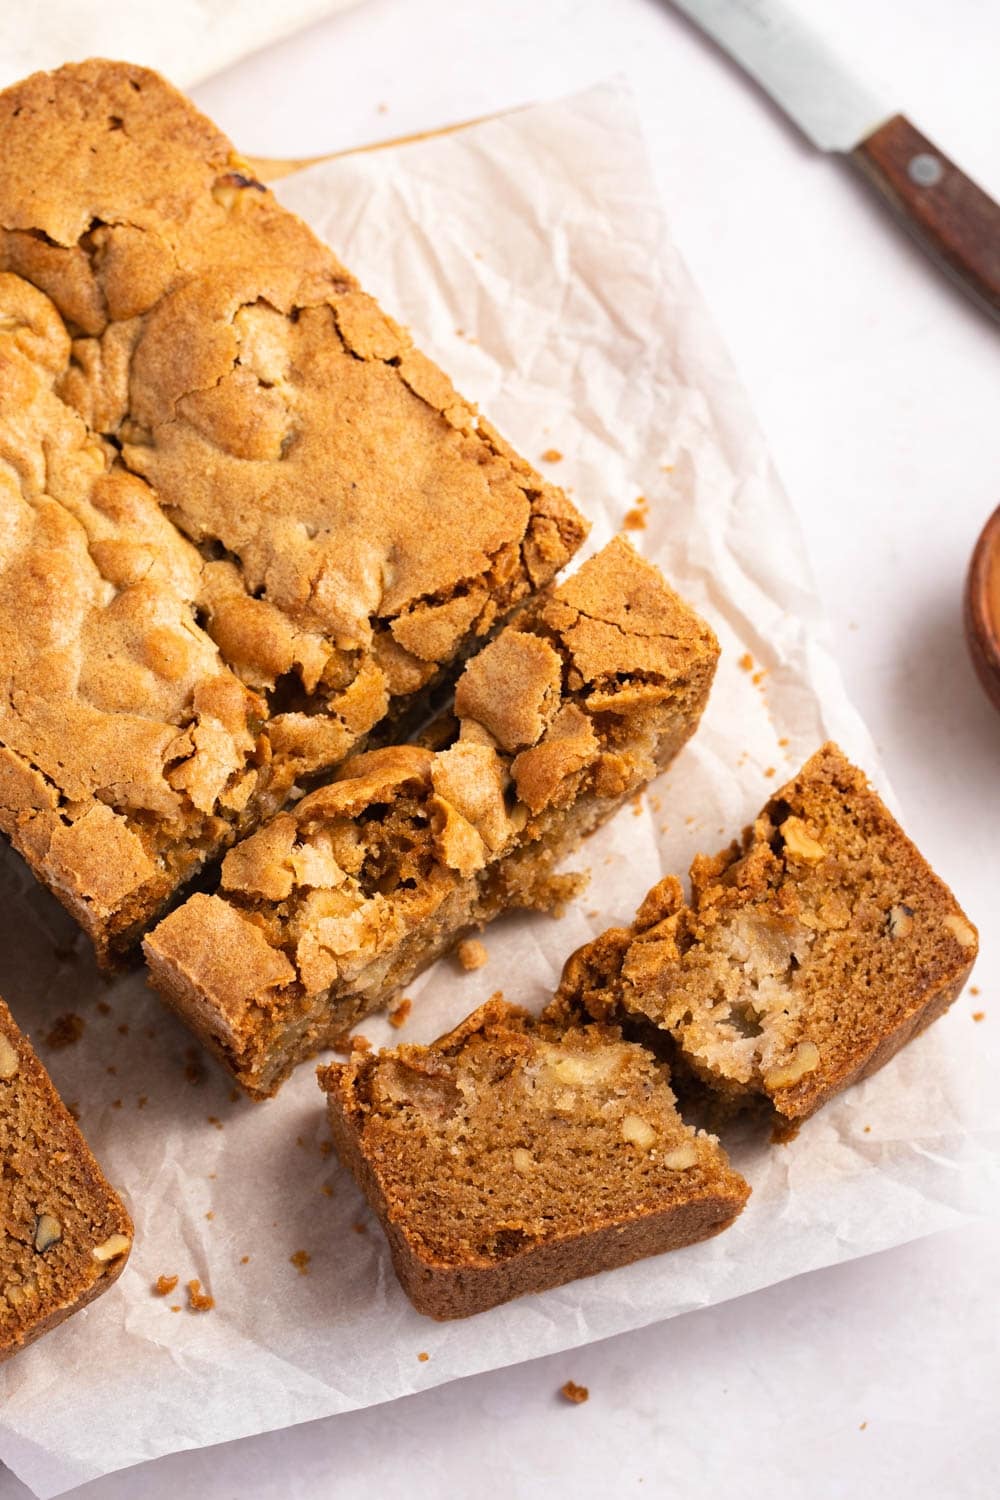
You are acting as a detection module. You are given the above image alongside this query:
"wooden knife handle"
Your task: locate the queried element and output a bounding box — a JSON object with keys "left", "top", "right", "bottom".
{"left": 850, "top": 114, "right": 1000, "bottom": 321}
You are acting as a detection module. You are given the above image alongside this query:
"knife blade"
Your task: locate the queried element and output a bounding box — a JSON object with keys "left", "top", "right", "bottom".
{"left": 671, "top": 0, "right": 1000, "bottom": 320}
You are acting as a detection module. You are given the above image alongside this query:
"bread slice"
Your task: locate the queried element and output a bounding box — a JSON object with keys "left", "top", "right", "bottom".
{"left": 1, "top": 997, "right": 132, "bottom": 1360}
{"left": 319, "top": 996, "right": 749, "bottom": 1319}
{"left": 145, "top": 538, "right": 720, "bottom": 1098}
{"left": 556, "top": 743, "right": 978, "bottom": 1133}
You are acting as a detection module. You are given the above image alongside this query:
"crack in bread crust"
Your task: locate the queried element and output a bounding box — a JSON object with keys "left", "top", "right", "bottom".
{"left": 0, "top": 61, "right": 585, "bottom": 961}
{"left": 145, "top": 538, "right": 720, "bottom": 1095}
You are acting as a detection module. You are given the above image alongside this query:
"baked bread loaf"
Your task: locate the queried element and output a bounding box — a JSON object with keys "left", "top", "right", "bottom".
{"left": 0, "top": 60, "right": 584, "bottom": 963}
{"left": 145, "top": 538, "right": 720, "bottom": 1097}
{"left": 0, "top": 996, "right": 132, "bottom": 1360}
{"left": 319, "top": 995, "right": 749, "bottom": 1319}
{"left": 556, "top": 744, "right": 978, "bottom": 1133}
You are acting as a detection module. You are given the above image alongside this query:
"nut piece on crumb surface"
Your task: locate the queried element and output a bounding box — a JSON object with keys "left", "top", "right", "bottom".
{"left": 763, "top": 1040, "right": 821, "bottom": 1091}
{"left": 661, "top": 1143, "right": 700, "bottom": 1171}
{"left": 186, "top": 1278, "right": 214, "bottom": 1312}
{"left": 0, "top": 1034, "right": 19, "bottom": 1078}
{"left": 33, "top": 1213, "right": 62, "bottom": 1253}
{"left": 779, "top": 816, "right": 825, "bottom": 864}
{"left": 457, "top": 938, "right": 489, "bottom": 972}
{"left": 620, "top": 1114, "right": 656, "bottom": 1151}
{"left": 153, "top": 1274, "right": 179, "bottom": 1296}
{"left": 887, "top": 904, "right": 914, "bottom": 940}
{"left": 560, "top": 1380, "right": 589, "bottom": 1405}
{"left": 943, "top": 913, "right": 977, "bottom": 948}
{"left": 92, "top": 1233, "right": 131, "bottom": 1263}
{"left": 512, "top": 1148, "right": 534, "bottom": 1174}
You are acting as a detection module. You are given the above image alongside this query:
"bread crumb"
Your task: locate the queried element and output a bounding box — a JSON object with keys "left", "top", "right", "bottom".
{"left": 764, "top": 766, "right": 776, "bottom": 778}
{"left": 859, "top": 1422, "right": 867, "bottom": 1431}
{"left": 778, "top": 736, "right": 790, "bottom": 748}
{"left": 352, "top": 1221, "right": 367, "bottom": 1235}
{"left": 752, "top": 669, "right": 767, "bottom": 686}
{"left": 320, "top": 1140, "right": 333, "bottom": 1158}
{"left": 240, "top": 1255, "right": 250, "bottom": 1265}
{"left": 321, "top": 1183, "right": 335, "bottom": 1198}
{"left": 112, "top": 1098, "right": 123, "bottom": 1110}
{"left": 863, "top": 1125, "right": 871, "bottom": 1133}
{"left": 738, "top": 652, "right": 754, "bottom": 672}
{"left": 623, "top": 495, "right": 648, "bottom": 531}
{"left": 152, "top": 1274, "right": 178, "bottom": 1297}
{"left": 972, "top": 1011, "right": 986, "bottom": 1022}
{"left": 106, "top": 1064, "right": 117, "bottom": 1076}
{"left": 137, "top": 1095, "right": 148, "bottom": 1109}
{"left": 970, "top": 986, "right": 980, "bottom": 995}
{"left": 205, "top": 1211, "right": 214, "bottom": 1221}
{"left": 170, "top": 1305, "right": 181, "bottom": 1312}
{"left": 290, "top": 1250, "right": 311, "bottom": 1276}
{"left": 349, "top": 1034, "right": 372, "bottom": 1053}
{"left": 541, "top": 448, "right": 563, "bottom": 463}
{"left": 184, "top": 1049, "right": 206, "bottom": 1085}
{"left": 457, "top": 939, "right": 488, "bottom": 972}
{"left": 207, "top": 1116, "right": 223, "bottom": 1130}
{"left": 560, "top": 1380, "right": 589, "bottom": 1404}
{"left": 43, "top": 1012, "right": 85, "bottom": 1050}
{"left": 96, "top": 1001, "right": 112, "bottom": 1016}
{"left": 187, "top": 1279, "right": 214, "bottom": 1312}
{"left": 389, "top": 997, "right": 413, "bottom": 1027}
{"left": 417, "top": 1351, "right": 429, "bottom": 1362}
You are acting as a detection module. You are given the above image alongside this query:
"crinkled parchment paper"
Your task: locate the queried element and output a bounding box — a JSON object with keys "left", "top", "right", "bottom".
{"left": 1, "top": 84, "right": 996, "bottom": 1498}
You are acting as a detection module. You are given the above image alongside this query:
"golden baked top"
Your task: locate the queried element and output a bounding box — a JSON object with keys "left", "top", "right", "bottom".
{"left": 144, "top": 537, "right": 720, "bottom": 1049}
{"left": 0, "top": 60, "right": 585, "bottom": 954}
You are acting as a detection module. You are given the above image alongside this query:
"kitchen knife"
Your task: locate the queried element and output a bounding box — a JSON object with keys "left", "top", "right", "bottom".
{"left": 670, "top": 0, "right": 1000, "bottom": 320}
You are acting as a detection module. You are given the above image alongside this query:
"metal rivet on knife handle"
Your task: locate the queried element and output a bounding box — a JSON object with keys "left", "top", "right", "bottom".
{"left": 850, "top": 115, "right": 1000, "bottom": 321}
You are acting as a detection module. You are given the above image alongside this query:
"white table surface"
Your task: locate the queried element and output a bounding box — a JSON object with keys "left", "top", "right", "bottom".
{"left": 3, "top": 1, "right": 999, "bottom": 1495}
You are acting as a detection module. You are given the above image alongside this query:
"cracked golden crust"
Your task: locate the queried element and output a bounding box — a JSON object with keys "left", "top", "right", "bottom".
{"left": 0, "top": 996, "right": 133, "bottom": 1361}
{"left": 556, "top": 743, "right": 978, "bottom": 1130}
{"left": 145, "top": 538, "right": 720, "bottom": 1095}
{"left": 0, "top": 60, "right": 585, "bottom": 959}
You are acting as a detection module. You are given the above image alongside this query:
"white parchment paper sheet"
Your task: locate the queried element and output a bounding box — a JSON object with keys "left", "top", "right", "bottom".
{"left": 0, "top": 84, "right": 995, "bottom": 1497}
{"left": 0, "top": 0, "right": 363, "bottom": 93}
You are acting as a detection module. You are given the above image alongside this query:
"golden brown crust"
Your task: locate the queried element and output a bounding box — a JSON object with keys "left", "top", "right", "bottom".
{"left": 0, "top": 996, "right": 132, "bottom": 1361}
{"left": 145, "top": 539, "right": 720, "bottom": 1096}
{"left": 318, "top": 999, "right": 748, "bottom": 1319}
{"left": 556, "top": 744, "right": 978, "bottom": 1130}
{"left": 0, "top": 60, "right": 585, "bottom": 962}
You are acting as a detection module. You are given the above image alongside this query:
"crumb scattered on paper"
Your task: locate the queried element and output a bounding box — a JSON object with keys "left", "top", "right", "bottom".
{"left": 389, "top": 998, "right": 413, "bottom": 1027}
{"left": 290, "top": 1250, "right": 311, "bottom": 1276}
{"left": 560, "top": 1380, "right": 589, "bottom": 1404}
{"left": 457, "top": 939, "right": 488, "bottom": 972}
{"left": 152, "top": 1275, "right": 178, "bottom": 1297}
{"left": 43, "top": 1013, "right": 85, "bottom": 1050}
{"left": 541, "top": 447, "right": 563, "bottom": 463}
{"left": 186, "top": 1280, "right": 214, "bottom": 1313}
